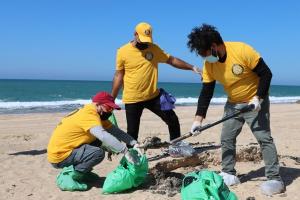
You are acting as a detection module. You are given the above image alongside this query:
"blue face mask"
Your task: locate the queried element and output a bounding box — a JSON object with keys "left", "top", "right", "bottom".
{"left": 203, "top": 48, "right": 219, "bottom": 63}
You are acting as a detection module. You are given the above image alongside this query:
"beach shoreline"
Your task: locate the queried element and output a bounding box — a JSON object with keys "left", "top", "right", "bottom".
{"left": 1, "top": 104, "right": 300, "bottom": 200}
{"left": 1, "top": 101, "right": 299, "bottom": 115}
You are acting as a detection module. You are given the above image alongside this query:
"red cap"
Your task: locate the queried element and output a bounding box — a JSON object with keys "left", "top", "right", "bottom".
{"left": 92, "top": 92, "right": 121, "bottom": 110}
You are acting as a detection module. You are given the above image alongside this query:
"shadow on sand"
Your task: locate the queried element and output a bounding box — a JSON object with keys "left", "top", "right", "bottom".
{"left": 240, "top": 166, "right": 300, "bottom": 186}
{"left": 86, "top": 176, "right": 106, "bottom": 190}
{"left": 8, "top": 149, "right": 47, "bottom": 156}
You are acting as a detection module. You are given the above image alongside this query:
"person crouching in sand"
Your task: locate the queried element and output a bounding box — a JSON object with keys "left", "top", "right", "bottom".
{"left": 47, "top": 91, "right": 142, "bottom": 191}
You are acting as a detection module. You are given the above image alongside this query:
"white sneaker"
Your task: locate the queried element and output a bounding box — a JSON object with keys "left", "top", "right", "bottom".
{"left": 260, "top": 180, "right": 285, "bottom": 196}
{"left": 219, "top": 171, "right": 240, "bottom": 186}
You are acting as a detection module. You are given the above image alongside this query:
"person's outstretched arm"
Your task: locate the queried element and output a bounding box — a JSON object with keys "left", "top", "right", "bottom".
{"left": 166, "top": 56, "right": 202, "bottom": 75}
{"left": 90, "top": 125, "right": 127, "bottom": 153}
{"left": 106, "top": 125, "right": 137, "bottom": 146}
{"left": 90, "top": 126, "right": 141, "bottom": 164}
{"left": 111, "top": 69, "right": 124, "bottom": 99}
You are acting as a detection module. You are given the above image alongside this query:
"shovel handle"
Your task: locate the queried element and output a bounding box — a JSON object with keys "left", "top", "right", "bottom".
{"left": 170, "top": 104, "right": 254, "bottom": 144}
{"left": 170, "top": 132, "right": 193, "bottom": 144}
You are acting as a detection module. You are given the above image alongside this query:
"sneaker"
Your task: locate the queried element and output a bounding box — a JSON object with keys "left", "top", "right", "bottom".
{"left": 260, "top": 180, "right": 285, "bottom": 196}
{"left": 219, "top": 171, "right": 241, "bottom": 186}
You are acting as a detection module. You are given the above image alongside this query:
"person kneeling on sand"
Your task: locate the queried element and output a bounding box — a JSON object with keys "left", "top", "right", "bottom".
{"left": 47, "top": 91, "right": 142, "bottom": 189}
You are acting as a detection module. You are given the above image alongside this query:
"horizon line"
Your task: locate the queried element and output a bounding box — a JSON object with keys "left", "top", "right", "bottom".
{"left": 0, "top": 78, "right": 299, "bottom": 87}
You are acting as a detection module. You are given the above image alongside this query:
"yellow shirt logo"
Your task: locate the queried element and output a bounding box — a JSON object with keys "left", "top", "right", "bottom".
{"left": 144, "top": 29, "right": 151, "bottom": 35}
{"left": 202, "top": 42, "right": 261, "bottom": 103}
{"left": 232, "top": 64, "right": 244, "bottom": 75}
{"left": 145, "top": 51, "right": 154, "bottom": 61}
{"left": 116, "top": 43, "right": 170, "bottom": 103}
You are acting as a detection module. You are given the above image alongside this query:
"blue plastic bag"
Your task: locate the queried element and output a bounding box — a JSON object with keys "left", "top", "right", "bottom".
{"left": 159, "top": 88, "right": 176, "bottom": 111}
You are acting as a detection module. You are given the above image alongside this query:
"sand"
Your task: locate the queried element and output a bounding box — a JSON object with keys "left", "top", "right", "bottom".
{"left": 0, "top": 104, "right": 300, "bottom": 200}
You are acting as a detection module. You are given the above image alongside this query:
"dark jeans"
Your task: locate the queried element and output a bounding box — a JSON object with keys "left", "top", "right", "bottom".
{"left": 51, "top": 140, "right": 105, "bottom": 173}
{"left": 125, "top": 93, "right": 181, "bottom": 141}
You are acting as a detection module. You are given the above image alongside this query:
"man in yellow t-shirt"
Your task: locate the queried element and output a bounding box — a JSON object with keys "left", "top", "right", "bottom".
{"left": 187, "top": 24, "right": 284, "bottom": 196}
{"left": 111, "top": 22, "right": 201, "bottom": 141}
{"left": 47, "top": 91, "right": 142, "bottom": 190}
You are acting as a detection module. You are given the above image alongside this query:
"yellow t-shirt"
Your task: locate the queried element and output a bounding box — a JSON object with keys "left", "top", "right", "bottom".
{"left": 116, "top": 42, "right": 170, "bottom": 103}
{"left": 202, "top": 42, "right": 261, "bottom": 103}
{"left": 47, "top": 103, "right": 112, "bottom": 163}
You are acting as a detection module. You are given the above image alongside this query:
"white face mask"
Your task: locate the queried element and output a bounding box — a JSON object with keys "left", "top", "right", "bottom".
{"left": 204, "top": 55, "right": 219, "bottom": 63}
{"left": 203, "top": 48, "right": 219, "bottom": 63}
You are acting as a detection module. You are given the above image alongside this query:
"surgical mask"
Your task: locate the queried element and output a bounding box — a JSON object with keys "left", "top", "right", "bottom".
{"left": 100, "top": 112, "right": 112, "bottom": 120}
{"left": 204, "top": 48, "right": 219, "bottom": 63}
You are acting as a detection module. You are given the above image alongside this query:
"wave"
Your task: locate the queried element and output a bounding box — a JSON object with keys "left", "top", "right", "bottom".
{"left": 0, "top": 96, "right": 299, "bottom": 113}
{"left": 175, "top": 96, "right": 300, "bottom": 105}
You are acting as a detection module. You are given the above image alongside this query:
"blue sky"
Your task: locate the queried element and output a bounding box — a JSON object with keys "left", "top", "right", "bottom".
{"left": 1, "top": 1, "right": 300, "bottom": 85}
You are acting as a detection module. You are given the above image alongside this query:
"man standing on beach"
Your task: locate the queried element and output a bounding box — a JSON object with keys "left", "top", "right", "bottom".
{"left": 47, "top": 91, "right": 141, "bottom": 191}
{"left": 111, "top": 22, "right": 201, "bottom": 142}
{"left": 187, "top": 24, "right": 284, "bottom": 195}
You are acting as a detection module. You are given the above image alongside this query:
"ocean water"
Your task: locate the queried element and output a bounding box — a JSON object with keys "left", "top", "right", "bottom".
{"left": 1, "top": 79, "right": 300, "bottom": 114}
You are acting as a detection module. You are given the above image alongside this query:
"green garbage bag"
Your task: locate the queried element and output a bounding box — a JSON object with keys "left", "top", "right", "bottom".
{"left": 102, "top": 149, "right": 148, "bottom": 194}
{"left": 56, "top": 165, "right": 88, "bottom": 191}
{"left": 108, "top": 112, "right": 118, "bottom": 127}
{"left": 181, "top": 170, "right": 238, "bottom": 200}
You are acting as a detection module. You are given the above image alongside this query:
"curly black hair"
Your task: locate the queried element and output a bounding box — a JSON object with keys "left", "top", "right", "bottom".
{"left": 187, "top": 24, "right": 224, "bottom": 56}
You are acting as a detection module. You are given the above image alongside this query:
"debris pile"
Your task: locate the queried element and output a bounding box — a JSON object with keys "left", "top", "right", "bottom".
{"left": 144, "top": 139, "right": 266, "bottom": 196}
{"left": 147, "top": 171, "right": 183, "bottom": 197}
{"left": 142, "top": 136, "right": 169, "bottom": 149}
{"left": 236, "top": 145, "right": 262, "bottom": 163}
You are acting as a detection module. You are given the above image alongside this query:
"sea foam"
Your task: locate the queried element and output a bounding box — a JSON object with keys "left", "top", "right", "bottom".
{"left": 0, "top": 96, "right": 299, "bottom": 112}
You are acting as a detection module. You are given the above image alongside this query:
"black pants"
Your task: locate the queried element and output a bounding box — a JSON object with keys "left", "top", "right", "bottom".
{"left": 125, "top": 94, "right": 181, "bottom": 141}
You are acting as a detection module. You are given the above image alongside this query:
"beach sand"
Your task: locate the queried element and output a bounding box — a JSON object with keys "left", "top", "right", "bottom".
{"left": 1, "top": 104, "right": 299, "bottom": 200}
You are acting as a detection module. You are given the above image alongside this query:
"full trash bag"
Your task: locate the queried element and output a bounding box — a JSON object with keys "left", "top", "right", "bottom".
{"left": 181, "top": 170, "right": 238, "bottom": 200}
{"left": 56, "top": 165, "right": 88, "bottom": 191}
{"left": 102, "top": 149, "right": 148, "bottom": 194}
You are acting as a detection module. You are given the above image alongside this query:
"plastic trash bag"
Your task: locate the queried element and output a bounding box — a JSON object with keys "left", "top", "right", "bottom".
{"left": 108, "top": 112, "right": 118, "bottom": 127}
{"left": 181, "top": 170, "right": 238, "bottom": 200}
{"left": 102, "top": 149, "right": 148, "bottom": 194}
{"left": 168, "top": 141, "right": 195, "bottom": 157}
{"left": 159, "top": 88, "right": 176, "bottom": 111}
{"left": 56, "top": 165, "right": 88, "bottom": 191}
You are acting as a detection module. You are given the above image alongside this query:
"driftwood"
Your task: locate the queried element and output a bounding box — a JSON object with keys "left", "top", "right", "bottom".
{"left": 149, "top": 145, "right": 265, "bottom": 174}
{"left": 150, "top": 150, "right": 220, "bottom": 174}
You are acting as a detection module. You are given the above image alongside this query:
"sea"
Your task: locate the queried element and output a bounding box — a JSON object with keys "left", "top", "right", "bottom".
{"left": 1, "top": 79, "right": 300, "bottom": 114}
